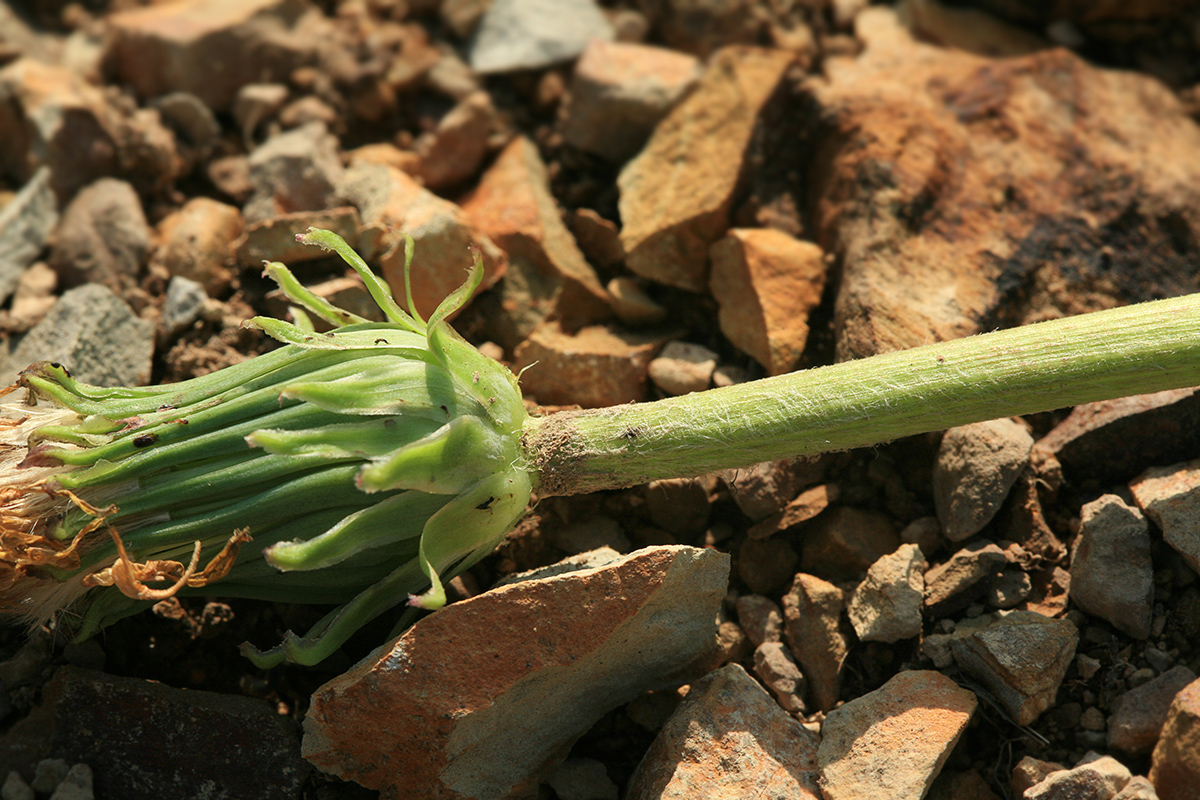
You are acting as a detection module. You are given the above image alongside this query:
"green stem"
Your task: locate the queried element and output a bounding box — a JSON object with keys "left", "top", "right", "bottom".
{"left": 522, "top": 293, "right": 1200, "bottom": 496}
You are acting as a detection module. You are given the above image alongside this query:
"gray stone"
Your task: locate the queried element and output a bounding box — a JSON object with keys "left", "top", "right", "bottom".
{"left": 160, "top": 276, "right": 208, "bottom": 341}
{"left": 848, "top": 543, "right": 926, "bottom": 643}
{"left": 3, "top": 284, "right": 154, "bottom": 388}
{"left": 933, "top": 418, "right": 1033, "bottom": 541}
{"left": 987, "top": 568, "right": 1032, "bottom": 609}
{"left": 647, "top": 341, "right": 717, "bottom": 395}
{"left": 469, "top": 0, "right": 614, "bottom": 74}
{"left": 1130, "top": 459, "right": 1200, "bottom": 575}
{"left": 545, "top": 758, "right": 618, "bottom": 800}
{"left": 1, "top": 770, "right": 32, "bottom": 800}
{"left": 1070, "top": 494, "right": 1153, "bottom": 638}
{"left": 49, "top": 178, "right": 150, "bottom": 292}
{"left": 1109, "top": 665, "right": 1197, "bottom": 754}
{"left": 0, "top": 167, "right": 57, "bottom": 306}
{"left": 1025, "top": 755, "right": 1131, "bottom": 800}
{"left": 46, "top": 763, "right": 92, "bottom": 800}
{"left": 1113, "top": 776, "right": 1160, "bottom": 800}
{"left": 626, "top": 664, "right": 821, "bottom": 800}
{"left": 244, "top": 121, "right": 343, "bottom": 222}
{"left": 30, "top": 760, "right": 68, "bottom": 795}
{"left": 949, "top": 610, "right": 1078, "bottom": 725}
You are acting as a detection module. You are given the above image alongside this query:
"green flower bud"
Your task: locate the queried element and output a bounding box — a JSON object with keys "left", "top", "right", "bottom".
{"left": 0, "top": 229, "right": 533, "bottom": 667}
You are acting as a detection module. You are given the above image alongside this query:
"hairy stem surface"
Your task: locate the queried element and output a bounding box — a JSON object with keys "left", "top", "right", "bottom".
{"left": 523, "top": 294, "right": 1200, "bottom": 496}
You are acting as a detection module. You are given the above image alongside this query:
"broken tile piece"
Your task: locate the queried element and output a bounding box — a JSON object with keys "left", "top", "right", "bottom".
{"left": 948, "top": 610, "right": 1078, "bottom": 725}
{"left": 618, "top": 47, "right": 794, "bottom": 291}
{"left": 933, "top": 418, "right": 1033, "bottom": 542}
{"left": 304, "top": 546, "right": 729, "bottom": 800}
{"left": 709, "top": 228, "right": 826, "bottom": 376}
{"left": 625, "top": 664, "right": 821, "bottom": 800}
{"left": 1130, "top": 458, "right": 1200, "bottom": 574}
{"left": 847, "top": 543, "right": 926, "bottom": 644}
{"left": 1069, "top": 494, "right": 1153, "bottom": 639}
{"left": 818, "top": 670, "right": 976, "bottom": 800}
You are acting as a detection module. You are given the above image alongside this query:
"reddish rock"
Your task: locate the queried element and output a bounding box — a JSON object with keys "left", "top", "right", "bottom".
{"left": 347, "top": 142, "right": 422, "bottom": 175}
{"left": 618, "top": 47, "right": 795, "bottom": 292}
{"left": 650, "top": 0, "right": 766, "bottom": 56}
{"left": 782, "top": 572, "right": 852, "bottom": 712}
{"left": 753, "top": 641, "right": 807, "bottom": 714}
{"left": 514, "top": 321, "right": 672, "bottom": 408}
{"left": 926, "top": 768, "right": 1003, "bottom": 800}
{"left": 924, "top": 540, "right": 1007, "bottom": 616}
{"left": 234, "top": 207, "right": 359, "bottom": 270}
{"left": 1012, "top": 757, "right": 1067, "bottom": 797}
{"left": 798, "top": 506, "right": 900, "bottom": 582}
{"left": 562, "top": 39, "right": 700, "bottom": 163}
{"left": 738, "top": 536, "right": 799, "bottom": 596}
{"left": 818, "top": 670, "right": 976, "bottom": 800}
{"left": 709, "top": 229, "right": 826, "bottom": 376}
{"left": 748, "top": 484, "right": 839, "bottom": 540}
{"left": 721, "top": 458, "right": 825, "bottom": 523}
{"left": 461, "top": 136, "right": 610, "bottom": 330}
{"left": 569, "top": 209, "right": 625, "bottom": 270}
{"left": 1025, "top": 756, "right": 1132, "bottom": 800}
{"left": 108, "top": 0, "right": 322, "bottom": 112}
{"left": 153, "top": 197, "right": 244, "bottom": 295}
{"left": 605, "top": 277, "right": 666, "bottom": 327}
{"left": 896, "top": 0, "right": 1048, "bottom": 57}
{"left": 1151, "top": 677, "right": 1200, "bottom": 800}
{"left": 1109, "top": 665, "right": 1198, "bottom": 755}
{"left": 0, "top": 58, "right": 181, "bottom": 199}
{"left": 807, "top": 9, "right": 1200, "bottom": 360}
{"left": 415, "top": 91, "right": 495, "bottom": 190}
{"left": 626, "top": 664, "right": 821, "bottom": 800}
{"left": 304, "top": 546, "right": 729, "bottom": 800}
{"left": 1033, "top": 389, "right": 1200, "bottom": 488}
{"left": 342, "top": 163, "right": 505, "bottom": 320}
{"left": 735, "top": 594, "right": 784, "bottom": 647}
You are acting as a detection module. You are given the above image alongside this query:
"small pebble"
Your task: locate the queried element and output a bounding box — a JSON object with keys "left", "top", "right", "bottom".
{"left": 2, "top": 771, "right": 32, "bottom": 800}
{"left": 1129, "top": 668, "right": 1157, "bottom": 688}
{"left": 30, "top": 761, "right": 69, "bottom": 795}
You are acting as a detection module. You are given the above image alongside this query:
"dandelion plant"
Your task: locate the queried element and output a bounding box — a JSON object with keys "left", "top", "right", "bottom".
{"left": 4, "top": 228, "right": 1200, "bottom": 667}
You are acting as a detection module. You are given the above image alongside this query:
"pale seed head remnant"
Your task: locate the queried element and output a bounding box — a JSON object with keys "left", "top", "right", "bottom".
{"left": 0, "top": 229, "right": 533, "bottom": 667}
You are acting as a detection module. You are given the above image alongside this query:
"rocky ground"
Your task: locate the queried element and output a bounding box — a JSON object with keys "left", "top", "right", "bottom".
{"left": 3, "top": 0, "right": 1200, "bottom": 798}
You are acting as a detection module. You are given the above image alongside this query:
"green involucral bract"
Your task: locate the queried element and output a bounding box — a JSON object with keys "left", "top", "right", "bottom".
{"left": 0, "top": 229, "right": 533, "bottom": 667}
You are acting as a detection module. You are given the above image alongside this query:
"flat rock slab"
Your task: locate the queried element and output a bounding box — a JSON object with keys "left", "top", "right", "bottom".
{"left": 3, "top": 666, "right": 307, "bottom": 799}
{"left": 2, "top": 284, "right": 153, "bottom": 388}
{"left": 1130, "top": 458, "right": 1200, "bottom": 574}
{"left": 949, "top": 610, "right": 1078, "bottom": 726}
{"left": 626, "top": 663, "right": 821, "bottom": 799}
{"left": 818, "top": 670, "right": 977, "bottom": 800}
{"left": 811, "top": 8, "right": 1200, "bottom": 360}
{"left": 304, "top": 545, "right": 730, "bottom": 800}
{"left": 618, "top": 46, "right": 795, "bottom": 292}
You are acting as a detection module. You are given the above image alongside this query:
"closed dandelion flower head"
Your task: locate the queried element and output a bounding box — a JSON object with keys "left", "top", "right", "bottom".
{"left": 0, "top": 229, "right": 533, "bottom": 667}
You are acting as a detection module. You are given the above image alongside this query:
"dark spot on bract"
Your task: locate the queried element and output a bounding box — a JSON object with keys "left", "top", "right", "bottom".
{"left": 375, "top": 338, "right": 388, "bottom": 345}
{"left": 476, "top": 496, "right": 496, "bottom": 511}
{"left": 133, "top": 434, "right": 158, "bottom": 448}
